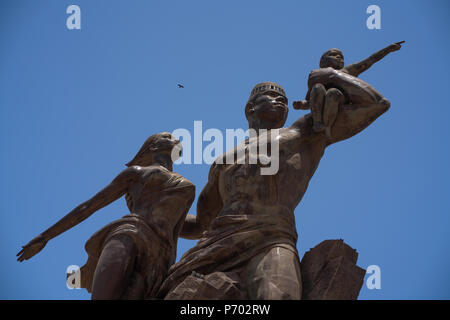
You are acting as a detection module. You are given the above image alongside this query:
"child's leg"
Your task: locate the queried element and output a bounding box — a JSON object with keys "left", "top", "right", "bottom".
{"left": 91, "top": 234, "right": 137, "bottom": 299}
{"left": 323, "top": 88, "right": 345, "bottom": 138}
{"left": 310, "top": 83, "right": 326, "bottom": 132}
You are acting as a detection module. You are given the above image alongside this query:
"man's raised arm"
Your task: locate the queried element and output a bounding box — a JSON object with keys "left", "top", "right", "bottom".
{"left": 326, "top": 98, "right": 390, "bottom": 146}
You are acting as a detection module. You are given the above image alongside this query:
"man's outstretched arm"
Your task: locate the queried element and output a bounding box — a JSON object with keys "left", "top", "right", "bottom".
{"left": 343, "top": 41, "right": 404, "bottom": 77}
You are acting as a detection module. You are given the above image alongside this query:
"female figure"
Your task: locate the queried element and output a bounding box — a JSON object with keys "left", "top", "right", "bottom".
{"left": 17, "top": 132, "right": 195, "bottom": 299}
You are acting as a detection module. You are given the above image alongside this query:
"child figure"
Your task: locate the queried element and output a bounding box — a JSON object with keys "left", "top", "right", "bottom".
{"left": 17, "top": 132, "right": 195, "bottom": 299}
{"left": 293, "top": 41, "right": 404, "bottom": 136}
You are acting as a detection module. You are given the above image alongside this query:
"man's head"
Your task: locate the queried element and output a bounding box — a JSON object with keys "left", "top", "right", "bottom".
{"left": 245, "top": 82, "right": 288, "bottom": 130}
{"left": 126, "top": 132, "right": 182, "bottom": 167}
{"left": 320, "top": 48, "right": 344, "bottom": 70}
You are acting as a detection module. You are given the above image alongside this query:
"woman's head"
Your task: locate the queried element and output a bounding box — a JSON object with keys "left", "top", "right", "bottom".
{"left": 126, "top": 132, "right": 181, "bottom": 167}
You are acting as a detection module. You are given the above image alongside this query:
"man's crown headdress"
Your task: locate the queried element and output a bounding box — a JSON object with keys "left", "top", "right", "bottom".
{"left": 248, "top": 82, "right": 286, "bottom": 102}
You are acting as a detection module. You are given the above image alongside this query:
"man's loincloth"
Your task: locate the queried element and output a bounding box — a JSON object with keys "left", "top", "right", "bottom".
{"left": 79, "top": 213, "right": 175, "bottom": 299}
{"left": 158, "top": 212, "right": 298, "bottom": 298}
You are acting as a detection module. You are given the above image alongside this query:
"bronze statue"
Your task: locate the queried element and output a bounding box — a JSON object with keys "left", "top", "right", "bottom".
{"left": 293, "top": 41, "right": 404, "bottom": 137}
{"left": 159, "top": 41, "right": 401, "bottom": 298}
{"left": 17, "top": 132, "right": 195, "bottom": 299}
{"left": 16, "top": 41, "right": 402, "bottom": 300}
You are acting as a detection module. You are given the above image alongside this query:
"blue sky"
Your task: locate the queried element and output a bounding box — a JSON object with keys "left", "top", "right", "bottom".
{"left": 1, "top": 0, "right": 449, "bottom": 299}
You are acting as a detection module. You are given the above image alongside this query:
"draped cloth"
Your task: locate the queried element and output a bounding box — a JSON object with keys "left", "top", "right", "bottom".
{"left": 80, "top": 213, "right": 175, "bottom": 299}
{"left": 158, "top": 211, "right": 298, "bottom": 298}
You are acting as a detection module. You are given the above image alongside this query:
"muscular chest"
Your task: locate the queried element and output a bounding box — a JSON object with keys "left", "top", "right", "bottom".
{"left": 217, "top": 129, "right": 324, "bottom": 202}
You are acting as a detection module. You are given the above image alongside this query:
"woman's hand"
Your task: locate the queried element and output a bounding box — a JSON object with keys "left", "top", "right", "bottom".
{"left": 17, "top": 235, "right": 48, "bottom": 262}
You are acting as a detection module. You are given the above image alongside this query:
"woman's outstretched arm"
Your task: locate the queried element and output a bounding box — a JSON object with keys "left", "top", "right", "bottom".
{"left": 17, "top": 166, "right": 140, "bottom": 262}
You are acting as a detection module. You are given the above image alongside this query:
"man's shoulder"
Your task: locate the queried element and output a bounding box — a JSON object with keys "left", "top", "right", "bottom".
{"left": 288, "top": 113, "right": 314, "bottom": 134}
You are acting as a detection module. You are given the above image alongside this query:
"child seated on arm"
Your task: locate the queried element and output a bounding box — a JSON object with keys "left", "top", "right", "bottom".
{"left": 293, "top": 41, "right": 404, "bottom": 135}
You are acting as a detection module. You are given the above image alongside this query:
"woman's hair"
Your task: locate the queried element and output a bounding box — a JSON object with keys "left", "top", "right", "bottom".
{"left": 125, "top": 133, "right": 161, "bottom": 167}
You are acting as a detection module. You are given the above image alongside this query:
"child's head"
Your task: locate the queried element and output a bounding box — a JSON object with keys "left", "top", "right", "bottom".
{"left": 320, "top": 48, "right": 344, "bottom": 70}
{"left": 126, "top": 132, "right": 182, "bottom": 167}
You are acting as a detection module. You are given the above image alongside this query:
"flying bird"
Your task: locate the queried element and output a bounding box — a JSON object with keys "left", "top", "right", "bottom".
{"left": 177, "top": 84, "right": 184, "bottom": 88}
